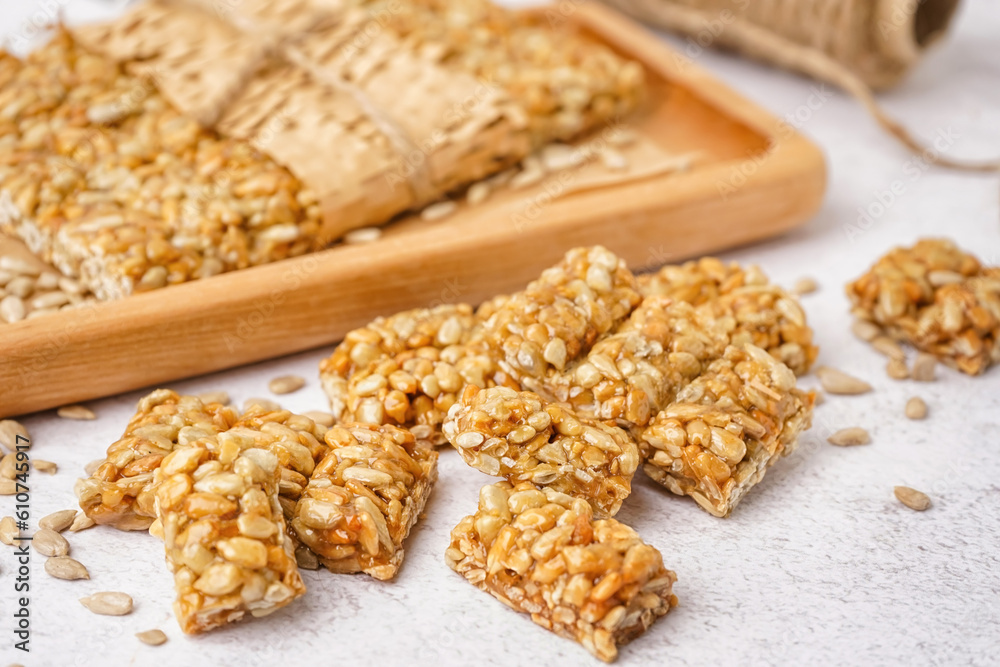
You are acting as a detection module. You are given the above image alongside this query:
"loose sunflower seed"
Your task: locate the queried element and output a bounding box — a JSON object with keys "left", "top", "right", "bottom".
{"left": 45, "top": 556, "right": 90, "bottom": 580}
{"left": 905, "top": 396, "right": 928, "bottom": 420}
{"left": 32, "top": 527, "right": 69, "bottom": 556}
{"left": 540, "top": 143, "right": 581, "bottom": 172}
{"left": 84, "top": 458, "right": 105, "bottom": 476}
{"left": 894, "top": 486, "right": 931, "bottom": 511}
{"left": 466, "top": 181, "right": 491, "bottom": 206}
{"left": 57, "top": 405, "right": 96, "bottom": 420}
{"left": 80, "top": 592, "right": 133, "bottom": 616}
{"left": 510, "top": 166, "right": 545, "bottom": 189}
{"left": 303, "top": 410, "right": 335, "bottom": 427}
{"left": 420, "top": 200, "right": 458, "bottom": 221}
{"left": 0, "top": 419, "right": 29, "bottom": 452}
{"left": 827, "top": 427, "right": 871, "bottom": 447}
{"left": 488, "top": 168, "right": 516, "bottom": 187}
{"left": 872, "top": 336, "right": 905, "bottom": 360}
{"left": 33, "top": 459, "right": 57, "bottom": 474}
{"left": 69, "top": 513, "right": 96, "bottom": 532}
{"left": 0, "top": 255, "right": 41, "bottom": 276}
{"left": 1, "top": 516, "right": 20, "bottom": 545}
{"left": 343, "top": 227, "right": 382, "bottom": 244}
{"left": 268, "top": 375, "right": 305, "bottom": 395}
{"left": 26, "top": 309, "right": 54, "bottom": 320}
{"left": 136, "top": 629, "right": 168, "bottom": 646}
{"left": 0, "top": 479, "right": 17, "bottom": 495}
{"left": 196, "top": 391, "right": 230, "bottom": 405}
{"left": 58, "top": 276, "right": 85, "bottom": 295}
{"left": 886, "top": 358, "right": 909, "bottom": 380}
{"left": 911, "top": 353, "right": 937, "bottom": 381}
{"left": 851, "top": 320, "right": 882, "bottom": 342}
{"left": 792, "top": 276, "right": 818, "bottom": 296}
{"left": 815, "top": 366, "right": 872, "bottom": 395}
{"left": 607, "top": 127, "right": 638, "bottom": 147}
{"left": 295, "top": 545, "right": 319, "bottom": 570}
{"left": 600, "top": 148, "right": 628, "bottom": 171}
{"left": 36, "top": 272, "right": 60, "bottom": 290}
{"left": 39, "top": 510, "right": 77, "bottom": 533}
{"left": 1, "top": 453, "right": 15, "bottom": 479}
{"left": 0, "top": 295, "right": 26, "bottom": 323}
{"left": 30, "top": 291, "right": 70, "bottom": 310}
{"left": 5, "top": 276, "right": 33, "bottom": 299}
{"left": 243, "top": 397, "right": 280, "bottom": 412}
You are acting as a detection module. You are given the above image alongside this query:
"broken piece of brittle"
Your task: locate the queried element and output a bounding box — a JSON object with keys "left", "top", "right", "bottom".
{"left": 446, "top": 482, "right": 678, "bottom": 663}
{"left": 291, "top": 423, "right": 437, "bottom": 580}
{"left": 443, "top": 386, "right": 639, "bottom": 517}
{"left": 155, "top": 442, "right": 305, "bottom": 633}
{"left": 639, "top": 257, "right": 818, "bottom": 375}
{"left": 75, "top": 389, "right": 239, "bottom": 531}
{"left": 75, "top": 390, "right": 329, "bottom": 531}
{"left": 846, "top": 238, "right": 1000, "bottom": 375}
{"left": 639, "top": 344, "right": 814, "bottom": 517}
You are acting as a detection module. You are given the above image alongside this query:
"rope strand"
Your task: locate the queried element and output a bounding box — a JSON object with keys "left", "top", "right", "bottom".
{"left": 606, "top": 0, "right": 999, "bottom": 172}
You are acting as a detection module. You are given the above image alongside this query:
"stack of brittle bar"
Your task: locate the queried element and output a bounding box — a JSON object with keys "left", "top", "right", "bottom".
{"left": 79, "top": 245, "right": 816, "bottom": 659}
{"left": 77, "top": 389, "right": 439, "bottom": 633}
{"left": 316, "top": 245, "right": 817, "bottom": 660}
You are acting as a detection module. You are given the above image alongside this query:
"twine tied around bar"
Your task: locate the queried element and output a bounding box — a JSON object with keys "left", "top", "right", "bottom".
{"left": 604, "top": 0, "right": 999, "bottom": 172}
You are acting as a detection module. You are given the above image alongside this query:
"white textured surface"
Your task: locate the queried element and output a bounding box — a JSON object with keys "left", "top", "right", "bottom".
{"left": 2, "top": 1, "right": 1000, "bottom": 665}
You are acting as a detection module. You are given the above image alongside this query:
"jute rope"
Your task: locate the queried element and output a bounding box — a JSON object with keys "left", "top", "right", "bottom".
{"left": 604, "top": 0, "right": 999, "bottom": 172}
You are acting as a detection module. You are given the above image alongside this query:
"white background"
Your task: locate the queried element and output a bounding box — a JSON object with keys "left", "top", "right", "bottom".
{"left": 1, "top": 1, "right": 999, "bottom": 665}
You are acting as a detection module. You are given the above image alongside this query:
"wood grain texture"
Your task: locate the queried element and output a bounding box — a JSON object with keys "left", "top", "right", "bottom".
{"left": 0, "top": 2, "right": 825, "bottom": 418}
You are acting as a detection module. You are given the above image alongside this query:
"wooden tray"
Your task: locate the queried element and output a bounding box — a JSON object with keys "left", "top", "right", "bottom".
{"left": 0, "top": 2, "right": 826, "bottom": 418}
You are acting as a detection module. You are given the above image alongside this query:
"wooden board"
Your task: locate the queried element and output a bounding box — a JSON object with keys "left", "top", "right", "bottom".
{"left": 0, "top": 2, "right": 826, "bottom": 418}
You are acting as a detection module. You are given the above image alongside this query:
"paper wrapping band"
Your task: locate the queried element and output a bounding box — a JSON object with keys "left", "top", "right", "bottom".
{"left": 72, "top": 0, "right": 523, "bottom": 240}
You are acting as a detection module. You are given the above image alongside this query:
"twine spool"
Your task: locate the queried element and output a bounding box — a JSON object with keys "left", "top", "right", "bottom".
{"left": 604, "top": 0, "right": 998, "bottom": 171}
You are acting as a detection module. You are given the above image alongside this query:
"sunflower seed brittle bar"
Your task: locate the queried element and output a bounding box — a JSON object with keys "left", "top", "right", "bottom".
{"left": 480, "top": 246, "right": 642, "bottom": 387}
{"left": 0, "top": 32, "right": 325, "bottom": 300}
{"left": 846, "top": 239, "right": 1000, "bottom": 375}
{"left": 698, "top": 285, "right": 816, "bottom": 376}
{"left": 155, "top": 442, "right": 305, "bottom": 633}
{"left": 446, "top": 482, "right": 678, "bottom": 663}
{"left": 318, "top": 247, "right": 644, "bottom": 440}
{"left": 639, "top": 257, "right": 818, "bottom": 375}
{"left": 640, "top": 344, "right": 814, "bottom": 517}
{"left": 291, "top": 423, "right": 437, "bottom": 580}
{"left": 542, "top": 297, "right": 723, "bottom": 425}
{"left": 443, "top": 386, "right": 639, "bottom": 517}
{"left": 75, "top": 390, "right": 328, "bottom": 531}
{"left": 318, "top": 304, "right": 506, "bottom": 443}
{"left": 75, "top": 390, "right": 239, "bottom": 531}
{"left": 2, "top": 0, "right": 645, "bottom": 299}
